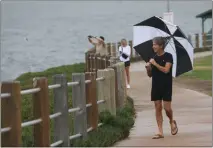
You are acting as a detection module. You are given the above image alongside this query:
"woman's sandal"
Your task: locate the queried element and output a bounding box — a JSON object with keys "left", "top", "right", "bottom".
{"left": 152, "top": 134, "right": 164, "bottom": 139}
{"left": 170, "top": 120, "right": 178, "bottom": 135}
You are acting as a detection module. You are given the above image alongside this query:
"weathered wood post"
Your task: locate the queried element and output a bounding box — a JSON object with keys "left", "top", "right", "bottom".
{"left": 1, "top": 81, "right": 22, "bottom": 147}
{"left": 92, "top": 54, "right": 96, "bottom": 73}
{"left": 202, "top": 33, "right": 207, "bottom": 48}
{"left": 85, "top": 53, "right": 88, "bottom": 72}
{"left": 85, "top": 72, "right": 98, "bottom": 129}
{"left": 87, "top": 53, "right": 90, "bottom": 72}
{"left": 107, "top": 55, "right": 111, "bottom": 68}
{"left": 195, "top": 33, "right": 199, "bottom": 48}
{"left": 122, "top": 63, "right": 127, "bottom": 101}
{"left": 115, "top": 63, "right": 127, "bottom": 107}
{"left": 96, "top": 55, "right": 100, "bottom": 70}
{"left": 89, "top": 54, "right": 94, "bottom": 72}
{"left": 111, "top": 43, "right": 117, "bottom": 57}
{"left": 107, "top": 68, "right": 116, "bottom": 115}
{"left": 53, "top": 74, "right": 70, "bottom": 146}
{"left": 97, "top": 70, "right": 108, "bottom": 113}
{"left": 100, "top": 55, "right": 103, "bottom": 69}
{"left": 107, "top": 43, "right": 111, "bottom": 56}
{"left": 97, "top": 69, "right": 116, "bottom": 115}
{"left": 72, "top": 73, "right": 87, "bottom": 139}
{"left": 33, "top": 77, "right": 50, "bottom": 146}
{"left": 104, "top": 56, "right": 107, "bottom": 69}
{"left": 110, "top": 65, "right": 119, "bottom": 108}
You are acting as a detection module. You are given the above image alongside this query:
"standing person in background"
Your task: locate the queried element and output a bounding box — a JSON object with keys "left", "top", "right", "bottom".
{"left": 119, "top": 39, "right": 131, "bottom": 89}
{"left": 87, "top": 35, "right": 108, "bottom": 56}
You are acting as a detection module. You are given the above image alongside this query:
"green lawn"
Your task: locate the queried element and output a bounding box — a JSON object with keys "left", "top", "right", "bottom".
{"left": 183, "top": 56, "right": 212, "bottom": 80}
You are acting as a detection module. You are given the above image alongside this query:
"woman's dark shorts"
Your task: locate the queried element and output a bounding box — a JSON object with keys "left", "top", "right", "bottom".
{"left": 124, "top": 61, "right": 130, "bottom": 67}
{"left": 151, "top": 85, "right": 172, "bottom": 102}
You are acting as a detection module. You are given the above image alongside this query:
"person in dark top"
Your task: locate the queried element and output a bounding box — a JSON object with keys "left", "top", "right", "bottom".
{"left": 145, "top": 37, "right": 178, "bottom": 139}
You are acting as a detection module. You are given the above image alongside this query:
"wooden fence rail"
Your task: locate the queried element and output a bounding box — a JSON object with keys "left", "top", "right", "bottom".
{"left": 188, "top": 33, "right": 212, "bottom": 48}
{"left": 85, "top": 40, "right": 141, "bottom": 76}
{"left": 1, "top": 60, "right": 127, "bottom": 147}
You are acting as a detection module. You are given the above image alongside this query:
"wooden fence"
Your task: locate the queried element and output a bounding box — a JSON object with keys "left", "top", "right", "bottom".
{"left": 1, "top": 60, "right": 127, "bottom": 146}
{"left": 188, "top": 33, "right": 212, "bottom": 48}
{"left": 85, "top": 40, "right": 141, "bottom": 75}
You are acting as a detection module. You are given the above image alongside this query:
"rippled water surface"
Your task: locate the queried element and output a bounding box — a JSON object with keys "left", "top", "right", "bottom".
{"left": 1, "top": 1, "right": 211, "bottom": 80}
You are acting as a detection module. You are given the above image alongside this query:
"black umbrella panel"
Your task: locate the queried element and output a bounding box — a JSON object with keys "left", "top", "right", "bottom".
{"left": 133, "top": 16, "right": 194, "bottom": 77}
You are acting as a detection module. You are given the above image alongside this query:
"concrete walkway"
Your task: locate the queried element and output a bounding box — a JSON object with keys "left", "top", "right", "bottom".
{"left": 114, "top": 51, "right": 212, "bottom": 147}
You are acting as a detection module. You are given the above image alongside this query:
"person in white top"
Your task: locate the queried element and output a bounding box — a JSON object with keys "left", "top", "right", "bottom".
{"left": 119, "top": 39, "right": 131, "bottom": 89}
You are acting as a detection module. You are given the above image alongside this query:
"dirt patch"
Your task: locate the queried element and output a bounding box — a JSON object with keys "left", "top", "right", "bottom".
{"left": 174, "top": 77, "right": 212, "bottom": 96}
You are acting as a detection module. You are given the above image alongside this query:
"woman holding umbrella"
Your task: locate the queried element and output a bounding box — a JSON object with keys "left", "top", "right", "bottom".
{"left": 145, "top": 37, "right": 178, "bottom": 139}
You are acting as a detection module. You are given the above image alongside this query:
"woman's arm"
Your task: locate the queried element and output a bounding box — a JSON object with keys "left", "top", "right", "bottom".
{"left": 149, "top": 56, "right": 173, "bottom": 74}
{"left": 89, "top": 37, "right": 99, "bottom": 45}
{"left": 145, "top": 63, "right": 152, "bottom": 77}
{"left": 154, "top": 62, "right": 172, "bottom": 74}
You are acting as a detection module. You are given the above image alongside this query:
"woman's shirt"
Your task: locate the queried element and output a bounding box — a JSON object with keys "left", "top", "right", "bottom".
{"left": 152, "top": 52, "right": 173, "bottom": 89}
{"left": 119, "top": 45, "right": 131, "bottom": 62}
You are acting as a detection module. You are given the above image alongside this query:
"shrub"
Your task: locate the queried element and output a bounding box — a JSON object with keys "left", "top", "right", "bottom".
{"left": 72, "top": 97, "right": 135, "bottom": 147}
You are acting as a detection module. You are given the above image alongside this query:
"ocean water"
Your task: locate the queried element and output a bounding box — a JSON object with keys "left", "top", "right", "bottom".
{"left": 1, "top": 1, "right": 212, "bottom": 80}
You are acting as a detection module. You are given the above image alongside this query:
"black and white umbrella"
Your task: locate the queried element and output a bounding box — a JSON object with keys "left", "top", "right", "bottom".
{"left": 133, "top": 16, "right": 194, "bottom": 77}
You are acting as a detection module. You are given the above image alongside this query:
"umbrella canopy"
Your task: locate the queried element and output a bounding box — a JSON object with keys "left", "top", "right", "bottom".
{"left": 133, "top": 16, "right": 194, "bottom": 77}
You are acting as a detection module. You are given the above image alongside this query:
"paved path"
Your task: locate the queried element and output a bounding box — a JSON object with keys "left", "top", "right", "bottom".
{"left": 114, "top": 51, "right": 212, "bottom": 147}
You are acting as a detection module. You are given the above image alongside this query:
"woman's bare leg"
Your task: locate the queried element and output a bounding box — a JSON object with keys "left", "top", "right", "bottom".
{"left": 154, "top": 100, "right": 164, "bottom": 135}
{"left": 125, "top": 66, "right": 130, "bottom": 85}
{"left": 164, "top": 101, "right": 178, "bottom": 135}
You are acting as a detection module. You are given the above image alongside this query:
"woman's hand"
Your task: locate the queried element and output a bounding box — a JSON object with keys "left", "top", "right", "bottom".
{"left": 149, "top": 58, "right": 157, "bottom": 66}
{"left": 145, "top": 62, "right": 152, "bottom": 77}
{"left": 145, "top": 62, "right": 151, "bottom": 67}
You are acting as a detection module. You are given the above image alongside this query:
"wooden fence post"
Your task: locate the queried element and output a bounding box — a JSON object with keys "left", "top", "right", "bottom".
{"left": 97, "top": 69, "right": 116, "bottom": 115}
{"left": 94, "top": 55, "right": 98, "bottom": 75}
{"left": 121, "top": 63, "right": 127, "bottom": 102}
{"left": 85, "top": 72, "right": 98, "bottom": 129}
{"left": 100, "top": 56, "right": 104, "bottom": 69}
{"left": 111, "top": 43, "right": 116, "bottom": 57}
{"left": 115, "top": 63, "right": 126, "bottom": 107}
{"left": 97, "top": 70, "right": 108, "bottom": 113}
{"left": 1, "top": 81, "right": 22, "bottom": 147}
{"left": 111, "top": 65, "right": 119, "bottom": 108}
{"left": 85, "top": 53, "right": 90, "bottom": 72}
{"left": 92, "top": 54, "right": 95, "bottom": 73}
{"left": 107, "top": 43, "right": 111, "bottom": 56}
{"left": 53, "top": 74, "right": 70, "bottom": 146}
{"left": 107, "top": 68, "right": 116, "bottom": 116}
{"left": 195, "top": 33, "right": 199, "bottom": 48}
{"left": 96, "top": 55, "right": 100, "bottom": 70}
{"left": 89, "top": 54, "right": 93, "bottom": 72}
{"left": 33, "top": 77, "right": 50, "bottom": 146}
{"left": 72, "top": 73, "right": 87, "bottom": 139}
{"left": 202, "top": 33, "right": 207, "bottom": 48}
{"left": 105, "top": 56, "right": 108, "bottom": 68}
